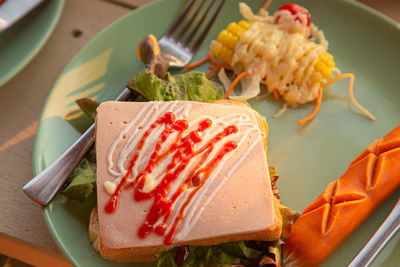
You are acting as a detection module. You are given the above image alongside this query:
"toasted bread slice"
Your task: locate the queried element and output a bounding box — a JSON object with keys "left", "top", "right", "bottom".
{"left": 90, "top": 200, "right": 282, "bottom": 262}
{"left": 94, "top": 100, "right": 282, "bottom": 262}
{"left": 89, "top": 208, "right": 158, "bottom": 262}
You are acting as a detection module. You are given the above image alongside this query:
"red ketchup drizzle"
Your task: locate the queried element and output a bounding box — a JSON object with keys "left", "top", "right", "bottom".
{"left": 163, "top": 140, "right": 238, "bottom": 245}
{"left": 105, "top": 112, "right": 239, "bottom": 245}
{"left": 105, "top": 112, "right": 177, "bottom": 213}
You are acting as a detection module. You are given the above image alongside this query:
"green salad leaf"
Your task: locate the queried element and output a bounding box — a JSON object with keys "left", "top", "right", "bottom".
{"left": 128, "top": 70, "right": 224, "bottom": 102}
{"left": 157, "top": 241, "right": 264, "bottom": 267}
{"left": 63, "top": 149, "right": 96, "bottom": 203}
{"left": 76, "top": 97, "right": 100, "bottom": 121}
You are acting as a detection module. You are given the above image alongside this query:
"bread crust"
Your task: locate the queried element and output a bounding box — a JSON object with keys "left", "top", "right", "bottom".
{"left": 90, "top": 200, "right": 282, "bottom": 263}
{"left": 91, "top": 100, "right": 282, "bottom": 263}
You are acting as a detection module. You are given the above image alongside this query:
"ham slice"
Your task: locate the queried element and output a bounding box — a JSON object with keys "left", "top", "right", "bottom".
{"left": 95, "top": 101, "right": 279, "bottom": 262}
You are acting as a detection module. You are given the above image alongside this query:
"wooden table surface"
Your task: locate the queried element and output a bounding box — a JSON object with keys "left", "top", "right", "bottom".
{"left": 0, "top": 0, "right": 398, "bottom": 266}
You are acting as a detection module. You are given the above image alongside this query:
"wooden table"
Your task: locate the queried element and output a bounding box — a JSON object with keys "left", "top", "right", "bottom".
{"left": 0, "top": 0, "right": 398, "bottom": 266}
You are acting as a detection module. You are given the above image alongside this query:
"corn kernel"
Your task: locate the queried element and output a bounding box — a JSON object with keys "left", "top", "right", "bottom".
{"left": 211, "top": 20, "right": 250, "bottom": 64}
{"left": 238, "top": 20, "right": 250, "bottom": 29}
{"left": 227, "top": 23, "right": 239, "bottom": 35}
{"left": 321, "top": 68, "right": 332, "bottom": 79}
{"left": 237, "top": 28, "right": 246, "bottom": 36}
{"left": 212, "top": 42, "right": 223, "bottom": 58}
{"left": 226, "top": 50, "right": 233, "bottom": 63}
{"left": 227, "top": 33, "right": 237, "bottom": 49}
{"left": 217, "top": 30, "right": 229, "bottom": 44}
{"left": 313, "top": 52, "right": 335, "bottom": 80}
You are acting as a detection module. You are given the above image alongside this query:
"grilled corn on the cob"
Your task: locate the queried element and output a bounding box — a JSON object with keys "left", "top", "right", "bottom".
{"left": 211, "top": 20, "right": 335, "bottom": 86}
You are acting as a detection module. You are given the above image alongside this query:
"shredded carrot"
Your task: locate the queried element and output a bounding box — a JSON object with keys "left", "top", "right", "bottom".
{"left": 263, "top": 0, "right": 272, "bottom": 10}
{"left": 137, "top": 44, "right": 141, "bottom": 60}
{"left": 272, "top": 89, "right": 279, "bottom": 100}
{"left": 298, "top": 85, "right": 323, "bottom": 126}
{"left": 184, "top": 55, "right": 210, "bottom": 70}
{"left": 322, "top": 73, "right": 376, "bottom": 121}
{"left": 298, "top": 73, "right": 376, "bottom": 126}
{"left": 209, "top": 53, "right": 221, "bottom": 65}
{"left": 209, "top": 53, "right": 232, "bottom": 70}
{"left": 185, "top": 53, "right": 232, "bottom": 72}
{"left": 207, "top": 66, "right": 221, "bottom": 78}
{"left": 208, "top": 63, "right": 218, "bottom": 70}
{"left": 224, "top": 71, "right": 250, "bottom": 99}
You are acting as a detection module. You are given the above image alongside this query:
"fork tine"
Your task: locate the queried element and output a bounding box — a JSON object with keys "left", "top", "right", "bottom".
{"left": 159, "top": 0, "right": 226, "bottom": 68}
{"left": 183, "top": 0, "right": 217, "bottom": 47}
{"left": 190, "top": 0, "right": 225, "bottom": 53}
{"left": 175, "top": 0, "right": 207, "bottom": 43}
{"left": 166, "top": 0, "right": 197, "bottom": 37}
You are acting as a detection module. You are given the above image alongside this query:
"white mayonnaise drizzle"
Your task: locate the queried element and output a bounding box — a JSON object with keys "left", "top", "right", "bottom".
{"left": 105, "top": 101, "right": 265, "bottom": 241}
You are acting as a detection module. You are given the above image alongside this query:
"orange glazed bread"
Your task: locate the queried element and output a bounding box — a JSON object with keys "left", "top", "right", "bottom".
{"left": 283, "top": 125, "right": 400, "bottom": 267}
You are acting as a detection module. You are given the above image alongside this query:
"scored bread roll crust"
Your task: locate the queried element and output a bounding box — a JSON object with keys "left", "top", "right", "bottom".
{"left": 91, "top": 100, "right": 282, "bottom": 263}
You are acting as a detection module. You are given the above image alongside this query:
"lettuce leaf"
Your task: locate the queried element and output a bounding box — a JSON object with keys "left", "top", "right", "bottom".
{"left": 157, "top": 241, "right": 263, "bottom": 267}
{"left": 63, "top": 148, "right": 96, "bottom": 203}
{"left": 76, "top": 97, "right": 100, "bottom": 121}
{"left": 128, "top": 70, "right": 224, "bottom": 102}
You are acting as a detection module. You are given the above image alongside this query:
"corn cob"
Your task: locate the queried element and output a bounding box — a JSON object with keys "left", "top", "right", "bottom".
{"left": 211, "top": 20, "right": 250, "bottom": 65}
{"left": 315, "top": 52, "right": 335, "bottom": 79}
{"left": 211, "top": 20, "right": 335, "bottom": 84}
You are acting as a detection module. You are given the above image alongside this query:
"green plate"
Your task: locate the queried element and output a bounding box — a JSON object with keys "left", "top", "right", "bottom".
{"left": 33, "top": 0, "right": 400, "bottom": 266}
{"left": 0, "top": 0, "right": 64, "bottom": 87}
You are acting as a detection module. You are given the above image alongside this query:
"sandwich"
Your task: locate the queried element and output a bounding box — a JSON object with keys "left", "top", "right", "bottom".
{"left": 89, "top": 99, "right": 284, "bottom": 263}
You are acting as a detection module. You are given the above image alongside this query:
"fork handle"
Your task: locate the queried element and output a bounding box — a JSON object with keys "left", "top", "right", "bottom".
{"left": 22, "top": 88, "right": 133, "bottom": 205}
{"left": 348, "top": 198, "right": 400, "bottom": 267}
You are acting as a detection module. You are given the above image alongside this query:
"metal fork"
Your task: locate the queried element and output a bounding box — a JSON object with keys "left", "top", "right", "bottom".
{"left": 22, "top": 0, "right": 225, "bottom": 205}
{"left": 159, "top": 0, "right": 225, "bottom": 67}
{"left": 348, "top": 198, "right": 400, "bottom": 267}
